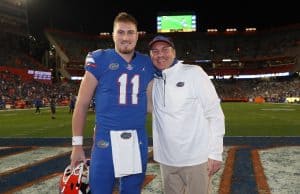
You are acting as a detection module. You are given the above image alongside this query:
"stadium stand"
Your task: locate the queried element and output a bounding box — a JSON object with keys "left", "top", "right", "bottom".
{"left": 43, "top": 24, "right": 299, "bottom": 104}
{"left": 1, "top": 21, "right": 299, "bottom": 109}
{"left": 44, "top": 24, "right": 300, "bottom": 79}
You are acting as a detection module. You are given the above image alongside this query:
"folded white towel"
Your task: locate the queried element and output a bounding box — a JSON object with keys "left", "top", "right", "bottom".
{"left": 110, "top": 130, "right": 142, "bottom": 177}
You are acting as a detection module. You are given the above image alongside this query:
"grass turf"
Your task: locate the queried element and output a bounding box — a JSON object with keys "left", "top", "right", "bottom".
{"left": 0, "top": 103, "right": 299, "bottom": 137}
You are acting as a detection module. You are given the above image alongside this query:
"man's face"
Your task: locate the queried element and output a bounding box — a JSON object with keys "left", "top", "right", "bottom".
{"left": 150, "top": 41, "right": 176, "bottom": 70}
{"left": 113, "top": 22, "right": 138, "bottom": 54}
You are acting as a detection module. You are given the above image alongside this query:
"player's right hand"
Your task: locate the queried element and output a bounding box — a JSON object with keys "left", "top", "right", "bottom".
{"left": 70, "top": 146, "right": 86, "bottom": 169}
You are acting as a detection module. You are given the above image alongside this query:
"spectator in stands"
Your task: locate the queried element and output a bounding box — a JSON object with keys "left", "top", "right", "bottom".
{"left": 148, "top": 35, "right": 225, "bottom": 194}
{"left": 70, "top": 12, "right": 154, "bottom": 194}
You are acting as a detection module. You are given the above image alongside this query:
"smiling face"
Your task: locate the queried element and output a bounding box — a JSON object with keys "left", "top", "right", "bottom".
{"left": 113, "top": 21, "right": 138, "bottom": 55}
{"left": 150, "top": 41, "right": 176, "bottom": 70}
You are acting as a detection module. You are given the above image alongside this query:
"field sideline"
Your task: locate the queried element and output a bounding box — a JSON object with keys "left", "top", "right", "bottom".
{"left": 0, "top": 102, "right": 299, "bottom": 137}
{"left": 0, "top": 102, "right": 299, "bottom": 193}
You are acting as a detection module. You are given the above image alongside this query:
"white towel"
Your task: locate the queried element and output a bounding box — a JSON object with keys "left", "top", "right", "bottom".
{"left": 110, "top": 130, "right": 142, "bottom": 177}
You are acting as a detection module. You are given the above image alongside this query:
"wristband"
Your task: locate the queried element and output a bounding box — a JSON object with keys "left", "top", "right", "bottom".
{"left": 72, "top": 136, "right": 83, "bottom": 145}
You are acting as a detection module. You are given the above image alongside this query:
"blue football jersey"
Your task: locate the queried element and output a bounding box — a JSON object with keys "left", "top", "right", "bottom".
{"left": 85, "top": 49, "right": 154, "bottom": 130}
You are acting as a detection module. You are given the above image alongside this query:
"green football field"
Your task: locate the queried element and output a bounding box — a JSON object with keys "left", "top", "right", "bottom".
{"left": 0, "top": 102, "right": 299, "bottom": 137}
{"left": 161, "top": 15, "right": 193, "bottom": 30}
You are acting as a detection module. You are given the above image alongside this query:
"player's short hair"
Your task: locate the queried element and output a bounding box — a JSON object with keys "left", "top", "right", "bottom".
{"left": 113, "top": 12, "right": 138, "bottom": 29}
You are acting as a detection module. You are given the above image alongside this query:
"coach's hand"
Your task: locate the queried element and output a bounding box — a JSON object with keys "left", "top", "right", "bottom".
{"left": 207, "top": 158, "right": 222, "bottom": 177}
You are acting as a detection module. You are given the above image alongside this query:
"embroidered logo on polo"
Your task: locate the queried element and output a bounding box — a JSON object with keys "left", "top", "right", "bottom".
{"left": 109, "top": 63, "right": 119, "bottom": 70}
{"left": 120, "top": 132, "right": 132, "bottom": 139}
{"left": 97, "top": 140, "right": 109, "bottom": 148}
{"left": 176, "top": 82, "right": 185, "bottom": 87}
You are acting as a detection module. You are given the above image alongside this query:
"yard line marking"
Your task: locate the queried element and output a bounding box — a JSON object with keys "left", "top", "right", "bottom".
{"left": 260, "top": 108, "right": 295, "bottom": 111}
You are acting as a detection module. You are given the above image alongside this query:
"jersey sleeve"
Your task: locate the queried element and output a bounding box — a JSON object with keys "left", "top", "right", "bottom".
{"left": 84, "top": 51, "right": 102, "bottom": 80}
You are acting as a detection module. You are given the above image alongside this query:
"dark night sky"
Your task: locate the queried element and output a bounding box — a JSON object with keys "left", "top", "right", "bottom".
{"left": 27, "top": 0, "right": 299, "bottom": 36}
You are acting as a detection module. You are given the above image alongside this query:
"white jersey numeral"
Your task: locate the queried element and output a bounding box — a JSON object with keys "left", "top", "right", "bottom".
{"left": 118, "top": 73, "right": 140, "bottom": 105}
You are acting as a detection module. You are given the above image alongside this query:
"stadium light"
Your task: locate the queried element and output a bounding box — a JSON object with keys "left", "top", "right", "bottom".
{"left": 207, "top": 28, "right": 218, "bottom": 33}
{"left": 245, "top": 27, "right": 256, "bottom": 32}
{"left": 222, "top": 59, "right": 232, "bottom": 62}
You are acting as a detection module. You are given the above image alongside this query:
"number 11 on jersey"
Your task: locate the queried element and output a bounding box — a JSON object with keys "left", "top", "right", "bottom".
{"left": 118, "top": 73, "right": 140, "bottom": 105}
